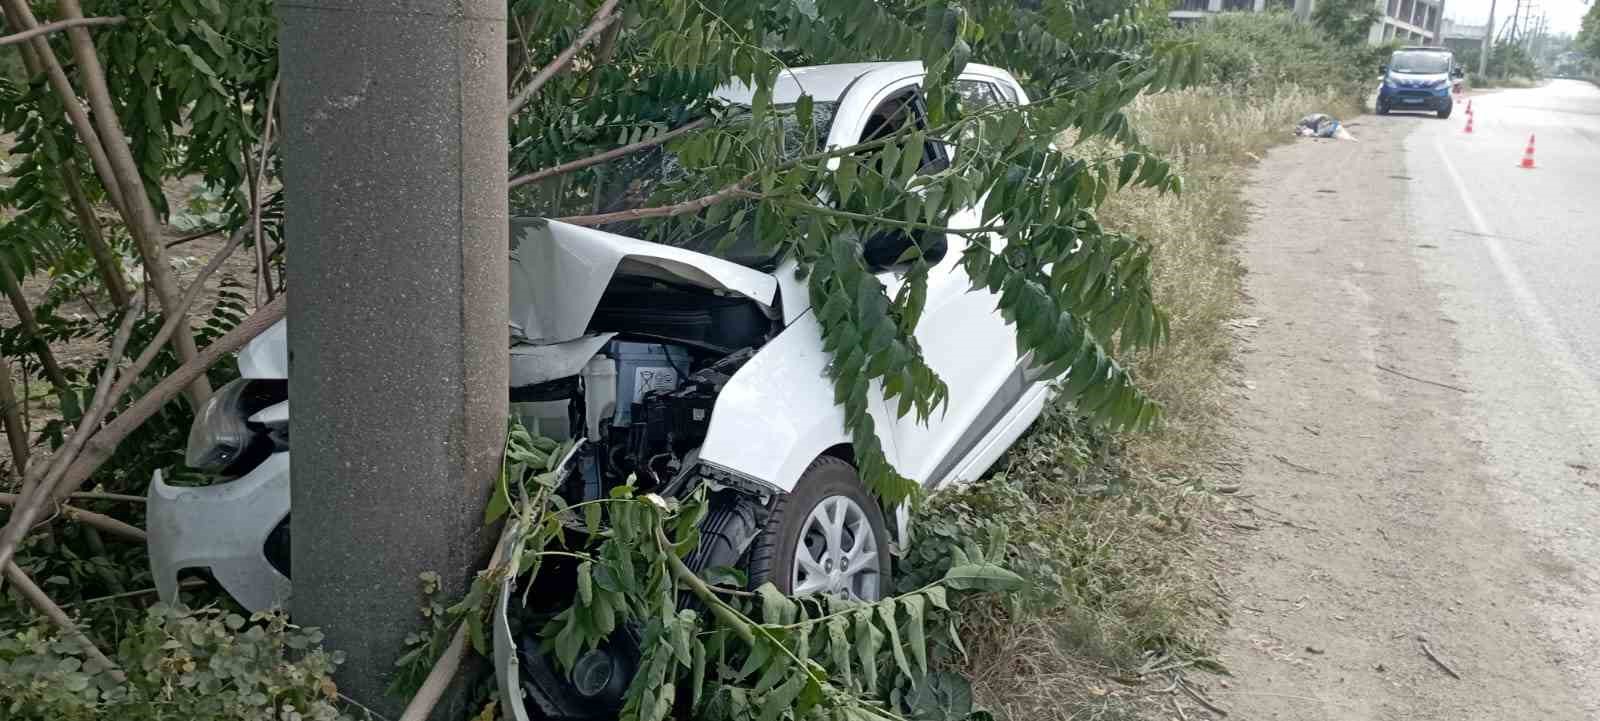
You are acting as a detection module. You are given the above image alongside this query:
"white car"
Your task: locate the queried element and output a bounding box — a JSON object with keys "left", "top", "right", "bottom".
{"left": 147, "top": 61, "right": 1053, "bottom": 719}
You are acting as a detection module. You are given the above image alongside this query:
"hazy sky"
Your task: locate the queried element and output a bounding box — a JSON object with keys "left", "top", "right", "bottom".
{"left": 1441, "top": 0, "right": 1590, "bottom": 35}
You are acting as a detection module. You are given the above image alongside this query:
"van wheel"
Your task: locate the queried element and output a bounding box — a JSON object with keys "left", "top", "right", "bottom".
{"left": 1437, "top": 107, "right": 1452, "bottom": 119}
{"left": 1377, "top": 101, "right": 1390, "bottom": 115}
{"left": 745, "top": 457, "right": 891, "bottom": 602}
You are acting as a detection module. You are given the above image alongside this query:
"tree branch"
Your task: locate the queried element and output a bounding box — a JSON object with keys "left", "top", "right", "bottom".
{"left": 56, "top": 295, "right": 285, "bottom": 504}
{"left": 249, "top": 77, "right": 280, "bottom": 303}
{"left": 0, "top": 354, "right": 29, "bottom": 476}
{"left": 3, "top": 561, "right": 125, "bottom": 682}
{"left": 0, "top": 262, "right": 72, "bottom": 392}
{"left": 507, "top": 0, "right": 620, "bottom": 116}
{"left": 61, "top": 161, "right": 133, "bottom": 308}
{"left": 55, "top": 0, "right": 211, "bottom": 407}
{"left": 555, "top": 180, "right": 754, "bottom": 227}
{"left": 0, "top": 293, "right": 282, "bottom": 584}
{"left": 0, "top": 493, "right": 146, "bottom": 543}
{"left": 0, "top": 14, "right": 121, "bottom": 46}
{"left": 396, "top": 512, "right": 518, "bottom": 721}
{"left": 509, "top": 118, "right": 709, "bottom": 190}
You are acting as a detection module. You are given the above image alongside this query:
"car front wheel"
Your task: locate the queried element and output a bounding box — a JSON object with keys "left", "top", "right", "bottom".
{"left": 746, "top": 456, "right": 891, "bottom": 602}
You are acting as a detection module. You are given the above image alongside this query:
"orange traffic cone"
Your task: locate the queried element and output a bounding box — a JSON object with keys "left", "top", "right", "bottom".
{"left": 1463, "top": 114, "right": 1474, "bottom": 134}
{"left": 1519, "top": 134, "right": 1536, "bottom": 169}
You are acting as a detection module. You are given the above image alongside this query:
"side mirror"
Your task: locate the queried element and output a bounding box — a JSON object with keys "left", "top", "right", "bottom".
{"left": 862, "top": 229, "right": 948, "bottom": 273}
{"left": 1379, "top": 64, "right": 1389, "bottom": 75}
{"left": 1451, "top": 68, "right": 1465, "bottom": 79}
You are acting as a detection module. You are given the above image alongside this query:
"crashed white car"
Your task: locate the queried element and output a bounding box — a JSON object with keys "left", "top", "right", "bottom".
{"left": 148, "top": 61, "right": 1051, "bottom": 719}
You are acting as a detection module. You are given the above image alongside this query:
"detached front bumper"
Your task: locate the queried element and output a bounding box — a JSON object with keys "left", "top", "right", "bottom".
{"left": 147, "top": 452, "right": 292, "bottom": 612}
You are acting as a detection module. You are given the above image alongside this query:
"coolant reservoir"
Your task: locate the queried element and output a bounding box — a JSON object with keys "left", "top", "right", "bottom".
{"left": 582, "top": 355, "right": 617, "bottom": 439}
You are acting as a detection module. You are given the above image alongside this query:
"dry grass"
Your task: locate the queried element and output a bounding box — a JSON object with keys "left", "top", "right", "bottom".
{"left": 950, "top": 84, "right": 1361, "bottom": 720}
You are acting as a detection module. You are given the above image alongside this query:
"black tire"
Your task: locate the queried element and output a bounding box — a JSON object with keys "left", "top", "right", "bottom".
{"left": 1437, "top": 106, "right": 1452, "bottom": 119}
{"left": 745, "top": 456, "right": 892, "bottom": 601}
{"left": 1377, "top": 101, "right": 1390, "bottom": 115}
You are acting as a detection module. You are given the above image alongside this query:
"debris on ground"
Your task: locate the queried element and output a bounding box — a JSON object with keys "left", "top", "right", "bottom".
{"left": 1295, "top": 113, "right": 1356, "bottom": 141}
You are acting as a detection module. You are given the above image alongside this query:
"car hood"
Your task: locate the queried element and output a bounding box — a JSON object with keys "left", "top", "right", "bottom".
{"left": 235, "top": 220, "right": 781, "bottom": 379}
{"left": 509, "top": 218, "right": 778, "bottom": 345}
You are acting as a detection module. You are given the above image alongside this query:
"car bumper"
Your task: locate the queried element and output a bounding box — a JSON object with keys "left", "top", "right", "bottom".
{"left": 1379, "top": 87, "right": 1451, "bottom": 110}
{"left": 147, "top": 452, "right": 292, "bottom": 612}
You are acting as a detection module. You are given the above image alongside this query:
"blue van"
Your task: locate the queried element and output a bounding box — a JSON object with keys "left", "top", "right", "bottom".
{"left": 1377, "top": 46, "right": 1463, "bottom": 119}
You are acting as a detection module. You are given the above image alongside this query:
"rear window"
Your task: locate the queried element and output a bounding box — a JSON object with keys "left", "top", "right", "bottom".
{"left": 1390, "top": 51, "right": 1451, "bottom": 74}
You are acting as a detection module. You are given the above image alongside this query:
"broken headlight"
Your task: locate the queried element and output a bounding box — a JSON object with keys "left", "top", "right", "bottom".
{"left": 185, "top": 378, "right": 285, "bottom": 474}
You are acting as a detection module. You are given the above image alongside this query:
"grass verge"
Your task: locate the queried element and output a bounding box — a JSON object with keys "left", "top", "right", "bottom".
{"left": 902, "top": 83, "right": 1363, "bottom": 720}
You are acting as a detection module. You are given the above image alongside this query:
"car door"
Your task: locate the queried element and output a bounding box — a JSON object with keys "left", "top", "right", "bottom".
{"left": 841, "top": 74, "right": 1029, "bottom": 490}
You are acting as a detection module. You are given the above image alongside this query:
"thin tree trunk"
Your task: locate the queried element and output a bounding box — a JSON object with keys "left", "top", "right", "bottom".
{"left": 61, "top": 162, "right": 133, "bottom": 309}
{"left": 53, "top": 0, "right": 210, "bottom": 406}
{"left": 0, "top": 354, "right": 29, "bottom": 476}
{"left": 0, "top": 264, "right": 70, "bottom": 393}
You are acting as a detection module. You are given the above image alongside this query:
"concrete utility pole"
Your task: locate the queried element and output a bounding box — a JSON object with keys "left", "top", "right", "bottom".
{"left": 278, "top": 1, "right": 508, "bottom": 716}
{"left": 1480, "top": 0, "right": 1496, "bottom": 75}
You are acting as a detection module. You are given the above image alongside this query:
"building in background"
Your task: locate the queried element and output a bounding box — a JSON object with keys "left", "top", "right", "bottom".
{"left": 1439, "top": 17, "right": 1488, "bottom": 54}
{"left": 1168, "top": 0, "right": 1292, "bottom": 26}
{"left": 1173, "top": 0, "right": 1445, "bottom": 44}
{"left": 1362, "top": 0, "right": 1445, "bottom": 43}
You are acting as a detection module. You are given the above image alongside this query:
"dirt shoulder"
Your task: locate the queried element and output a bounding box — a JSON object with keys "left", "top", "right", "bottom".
{"left": 1206, "top": 118, "right": 1590, "bottom": 719}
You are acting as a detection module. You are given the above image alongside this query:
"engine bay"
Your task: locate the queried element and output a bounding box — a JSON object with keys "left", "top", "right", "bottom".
{"left": 509, "top": 276, "right": 773, "bottom": 507}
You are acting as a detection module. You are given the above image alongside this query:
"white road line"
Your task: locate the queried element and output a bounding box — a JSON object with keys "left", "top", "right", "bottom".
{"left": 1432, "top": 136, "right": 1600, "bottom": 456}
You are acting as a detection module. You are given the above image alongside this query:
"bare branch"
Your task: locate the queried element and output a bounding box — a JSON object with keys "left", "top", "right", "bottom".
{"left": 0, "top": 14, "right": 121, "bottom": 46}
{"left": 14, "top": 296, "right": 144, "bottom": 509}
{"left": 69, "top": 491, "right": 145, "bottom": 504}
{"left": 3, "top": 562, "right": 125, "bottom": 682}
{"left": 555, "top": 180, "right": 753, "bottom": 227}
{"left": 0, "top": 262, "right": 72, "bottom": 392}
{"left": 56, "top": 0, "right": 212, "bottom": 406}
{"left": 107, "top": 228, "right": 247, "bottom": 408}
{"left": 0, "top": 291, "right": 279, "bottom": 583}
{"left": 57, "top": 295, "right": 285, "bottom": 504}
{"left": 250, "top": 77, "right": 281, "bottom": 303}
{"left": 396, "top": 516, "right": 516, "bottom": 721}
{"left": 507, "top": 0, "right": 620, "bottom": 116}
{"left": 0, "top": 493, "right": 146, "bottom": 543}
{"left": 0, "top": 355, "right": 29, "bottom": 475}
{"left": 62, "top": 162, "right": 133, "bottom": 308}
{"left": 509, "top": 118, "right": 709, "bottom": 190}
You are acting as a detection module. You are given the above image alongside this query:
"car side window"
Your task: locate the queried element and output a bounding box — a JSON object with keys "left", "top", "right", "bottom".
{"left": 858, "top": 87, "right": 949, "bottom": 175}
{"left": 951, "top": 79, "right": 1014, "bottom": 159}
{"left": 954, "top": 79, "right": 1008, "bottom": 112}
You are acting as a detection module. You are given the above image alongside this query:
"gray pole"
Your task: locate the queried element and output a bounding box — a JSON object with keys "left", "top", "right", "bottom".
{"left": 278, "top": 1, "right": 508, "bottom": 716}
{"left": 1479, "top": 0, "right": 1496, "bottom": 75}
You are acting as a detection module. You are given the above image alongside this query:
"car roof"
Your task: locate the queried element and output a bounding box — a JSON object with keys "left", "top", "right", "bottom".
{"left": 1396, "top": 46, "right": 1451, "bottom": 52}
{"left": 713, "top": 61, "right": 1015, "bottom": 106}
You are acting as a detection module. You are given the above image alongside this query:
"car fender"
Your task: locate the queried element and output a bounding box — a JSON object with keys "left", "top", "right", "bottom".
{"left": 697, "top": 309, "right": 897, "bottom": 494}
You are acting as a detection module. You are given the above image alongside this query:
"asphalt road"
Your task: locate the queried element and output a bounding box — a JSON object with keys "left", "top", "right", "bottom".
{"left": 1212, "top": 80, "right": 1600, "bottom": 720}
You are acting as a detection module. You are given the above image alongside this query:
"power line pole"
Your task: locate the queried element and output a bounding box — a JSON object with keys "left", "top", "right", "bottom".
{"left": 278, "top": 1, "right": 509, "bottom": 717}
{"left": 1479, "top": 0, "right": 1496, "bottom": 75}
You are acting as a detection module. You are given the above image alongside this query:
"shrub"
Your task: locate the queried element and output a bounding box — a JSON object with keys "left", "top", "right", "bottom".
{"left": 1177, "top": 11, "right": 1387, "bottom": 103}
{"left": 0, "top": 606, "right": 351, "bottom": 721}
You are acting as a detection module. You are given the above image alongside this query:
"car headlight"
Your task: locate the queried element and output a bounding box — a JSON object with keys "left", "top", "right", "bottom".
{"left": 186, "top": 378, "right": 285, "bottom": 473}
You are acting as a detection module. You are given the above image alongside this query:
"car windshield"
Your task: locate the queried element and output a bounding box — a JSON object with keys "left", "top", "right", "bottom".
{"left": 1391, "top": 51, "right": 1451, "bottom": 74}
{"left": 513, "top": 101, "right": 839, "bottom": 267}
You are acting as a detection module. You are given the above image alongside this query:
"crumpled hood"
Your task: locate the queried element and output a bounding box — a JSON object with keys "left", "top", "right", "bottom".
{"left": 508, "top": 218, "right": 778, "bottom": 345}
{"left": 233, "top": 220, "right": 781, "bottom": 380}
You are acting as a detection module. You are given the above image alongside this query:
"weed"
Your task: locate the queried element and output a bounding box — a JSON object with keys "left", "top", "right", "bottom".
{"left": 907, "top": 79, "right": 1370, "bottom": 721}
